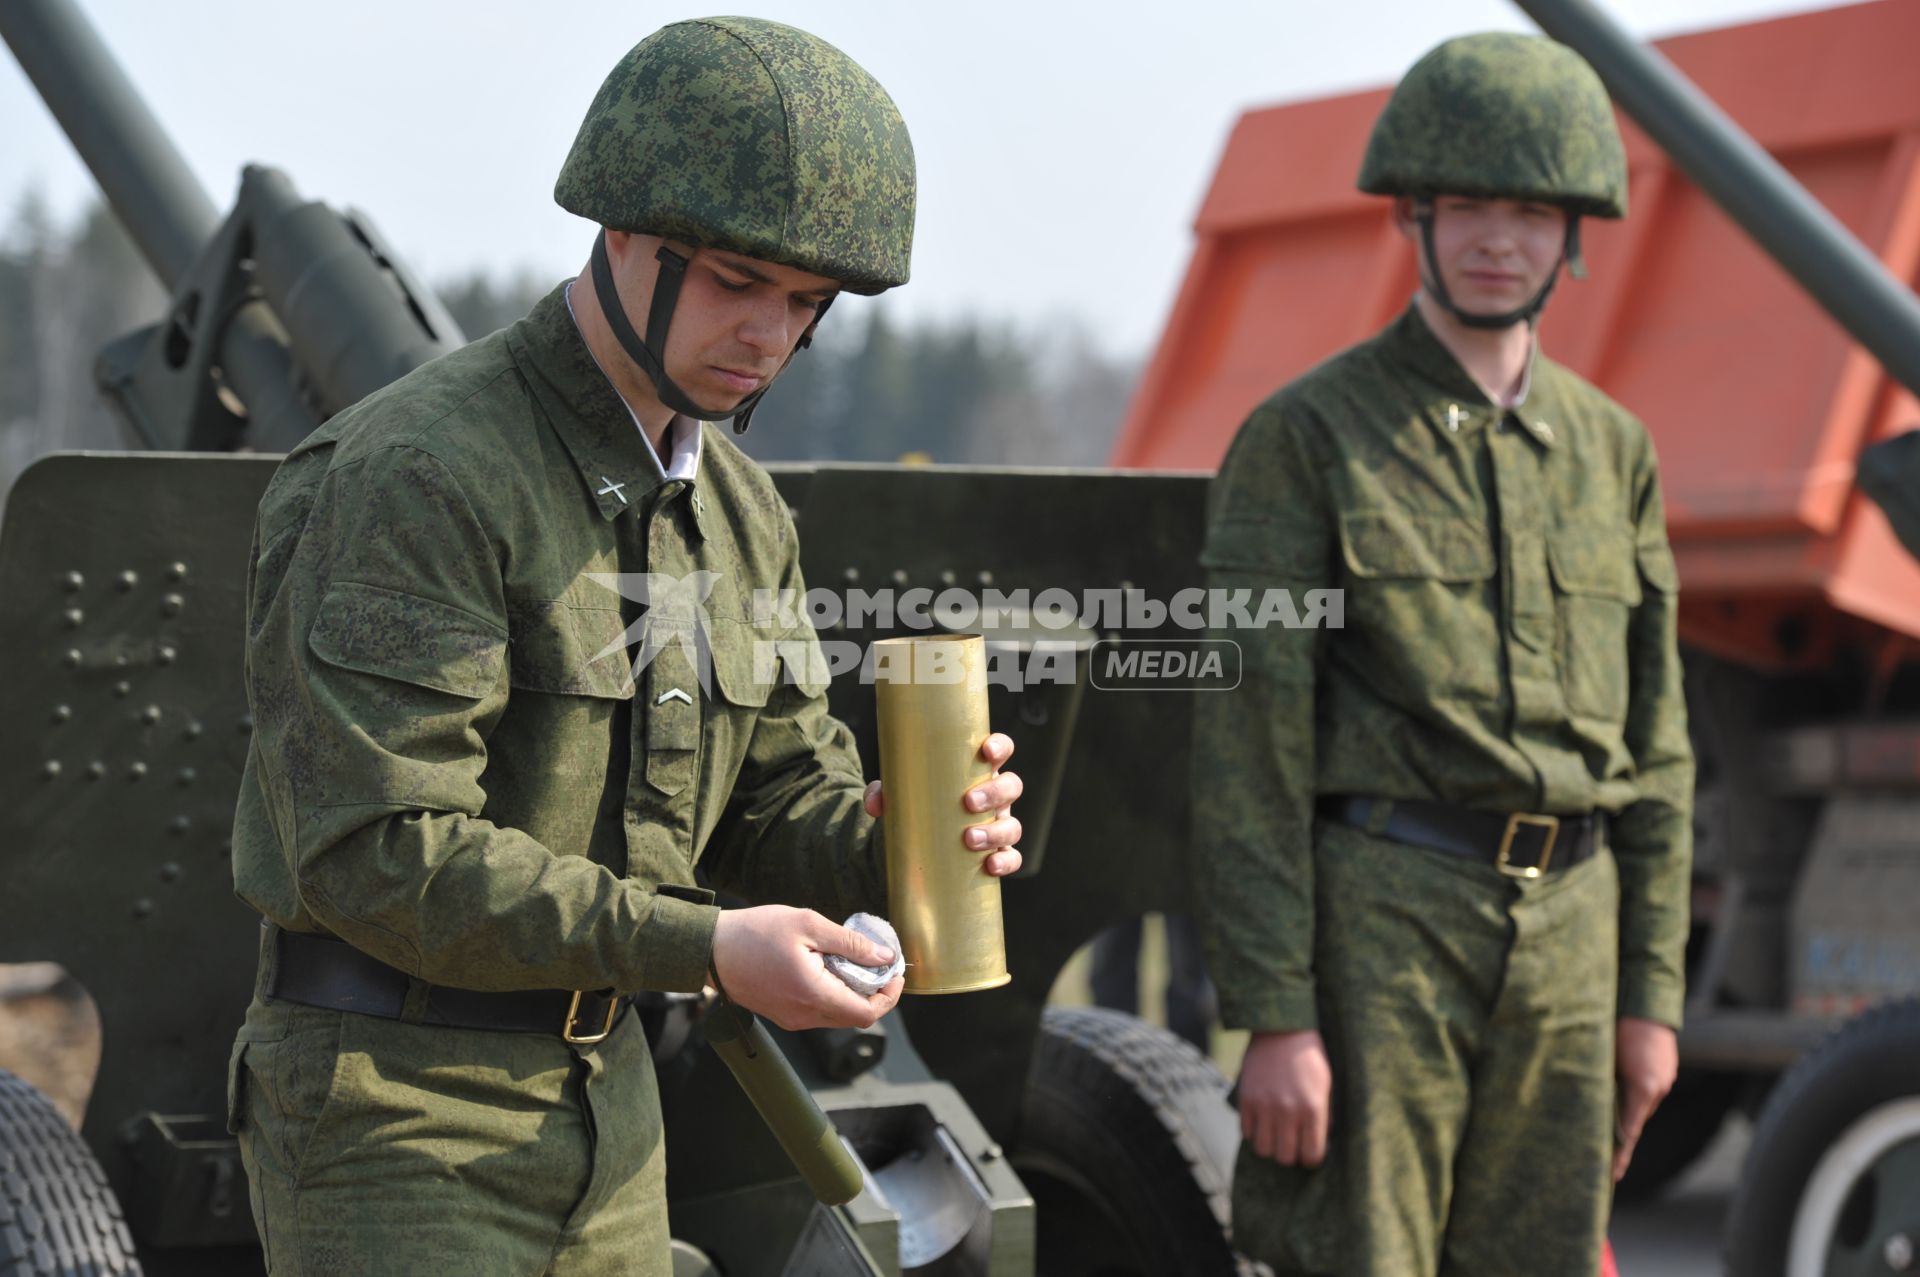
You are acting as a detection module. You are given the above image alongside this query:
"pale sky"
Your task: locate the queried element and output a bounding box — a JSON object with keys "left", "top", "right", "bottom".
{"left": 0, "top": 0, "right": 1851, "bottom": 359}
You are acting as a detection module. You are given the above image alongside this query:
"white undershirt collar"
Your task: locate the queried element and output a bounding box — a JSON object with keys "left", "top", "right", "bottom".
{"left": 564, "top": 280, "right": 703, "bottom": 483}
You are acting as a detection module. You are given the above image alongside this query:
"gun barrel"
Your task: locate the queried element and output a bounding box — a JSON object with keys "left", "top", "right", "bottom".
{"left": 0, "top": 0, "right": 217, "bottom": 287}
{"left": 1513, "top": 0, "right": 1920, "bottom": 403}
{"left": 242, "top": 166, "right": 464, "bottom": 416}
{"left": 703, "top": 1002, "right": 867, "bottom": 1207}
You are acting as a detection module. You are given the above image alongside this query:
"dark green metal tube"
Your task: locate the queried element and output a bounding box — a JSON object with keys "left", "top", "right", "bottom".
{"left": 1513, "top": 0, "right": 1920, "bottom": 402}
{"left": 703, "top": 1002, "right": 867, "bottom": 1206}
{"left": 241, "top": 166, "right": 463, "bottom": 416}
{"left": 0, "top": 0, "right": 217, "bottom": 288}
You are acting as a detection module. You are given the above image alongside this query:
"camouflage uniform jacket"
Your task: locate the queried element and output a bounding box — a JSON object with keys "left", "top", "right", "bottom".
{"left": 1195, "top": 304, "right": 1694, "bottom": 1034}
{"left": 230, "top": 283, "right": 881, "bottom": 994}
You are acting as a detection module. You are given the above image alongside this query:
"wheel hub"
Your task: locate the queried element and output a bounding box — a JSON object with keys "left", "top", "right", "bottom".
{"left": 1789, "top": 1098, "right": 1920, "bottom": 1276}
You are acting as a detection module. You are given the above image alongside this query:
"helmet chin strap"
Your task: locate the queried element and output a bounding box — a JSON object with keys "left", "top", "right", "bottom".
{"left": 1413, "top": 199, "right": 1582, "bottom": 331}
{"left": 588, "top": 232, "right": 831, "bottom": 435}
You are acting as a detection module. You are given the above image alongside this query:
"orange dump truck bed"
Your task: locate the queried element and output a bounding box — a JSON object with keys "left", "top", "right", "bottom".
{"left": 1116, "top": 0, "right": 1920, "bottom": 672}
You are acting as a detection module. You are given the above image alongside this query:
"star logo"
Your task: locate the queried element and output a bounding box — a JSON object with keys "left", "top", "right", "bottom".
{"left": 585, "top": 571, "right": 723, "bottom": 692}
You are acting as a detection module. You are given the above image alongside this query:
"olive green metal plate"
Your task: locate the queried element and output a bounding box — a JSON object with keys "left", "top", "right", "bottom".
{"left": 0, "top": 451, "right": 278, "bottom": 1265}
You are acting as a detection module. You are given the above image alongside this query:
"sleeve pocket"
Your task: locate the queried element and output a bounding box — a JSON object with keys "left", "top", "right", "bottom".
{"left": 309, "top": 581, "right": 507, "bottom": 698}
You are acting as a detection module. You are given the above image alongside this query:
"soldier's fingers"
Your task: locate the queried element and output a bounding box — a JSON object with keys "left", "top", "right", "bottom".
{"left": 1272, "top": 1108, "right": 1300, "bottom": 1166}
{"left": 810, "top": 972, "right": 885, "bottom": 1029}
{"left": 810, "top": 917, "right": 896, "bottom": 967}
{"left": 1300, "top": 1100, "right": 1330, "bottom": 1168}
{"left": 982, "top": 848, "right": 1023, "bottom": 877}
{"left": 1611, "top": 1100, "right": 1649, "bottom": 1182}
{"left": 866, "top": 977, "right": 904, "bottom": 1017}
{"left": 979, "top": 733, "right": 1016, "bottom": 766}
{"left": 1252, "top": 1102, "right": 1280, "bottom": 1161}
{"left": 966, "top": 771, "right": 1022, "bottom": 813}
{"left": 965, "top": 816, "right": 1022, "bottom": 851}
{"left": 863, "top": 780, "right": 885, "bottom": 818}
{"left": 1618, "top": 1089, "right": 1655, "bottom": 1144}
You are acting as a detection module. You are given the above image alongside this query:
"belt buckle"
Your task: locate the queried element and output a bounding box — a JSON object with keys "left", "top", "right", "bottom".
{"left": 562, "top": 990, "right": 619, "bottom": 1045}
{"left": 1496, "top": 813, "right": 1559, "bottom": 879}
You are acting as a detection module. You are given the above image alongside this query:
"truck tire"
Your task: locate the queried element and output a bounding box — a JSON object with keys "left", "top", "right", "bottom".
{"left": 0, "top": 1067, "right": 140, "bottom": 1275}
{"left": 1014, "top": 1007, "right": 1256, "bottom": 1277}
{"left": 1614, "top": 1067, "right": 1743, "bottom": 1203}
{"left": 1724, "top": 998, "right": 1920, "bottom": 1277}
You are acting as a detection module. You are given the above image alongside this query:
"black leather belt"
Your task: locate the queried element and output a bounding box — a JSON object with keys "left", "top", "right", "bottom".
{"left": 264, "top": 924, "right": 630, "bottom": 1045}
{"left": 1319, "top": 796, "right": 1606, "bottom": 879}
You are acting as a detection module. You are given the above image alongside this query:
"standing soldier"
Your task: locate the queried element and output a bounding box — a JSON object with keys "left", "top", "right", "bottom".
{"left": 1194, "top": 33, "right": 1693, "bottom": 1276}
{"left": 226, "top": 18, "right": 1024, "bottom": 1275}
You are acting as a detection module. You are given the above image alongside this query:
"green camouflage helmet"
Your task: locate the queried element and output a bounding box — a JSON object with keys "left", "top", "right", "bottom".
{"left": 555, "top": 17, "right": 915, "bottom": 294}
{"left": 1358, "top": 32, "right": 1628, "bottom": 219}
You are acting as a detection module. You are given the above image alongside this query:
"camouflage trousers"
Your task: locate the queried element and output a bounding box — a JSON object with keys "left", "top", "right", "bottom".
{"left": 227, "top": 985, "right": 670, "bottom": 1276}
{"left": 1232, "top": 818, "right": 1619, "bottom": 1277}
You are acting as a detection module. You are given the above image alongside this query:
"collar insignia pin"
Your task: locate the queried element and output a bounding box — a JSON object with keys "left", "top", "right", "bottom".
{"left": 1447, "top": 404, "right": 1463, "bottom": 433}
{"left": 656, "top": 687, "right": 694, "bottom": 707}
{"left": 597, "top": 476, "right": 628, "bottom": 504}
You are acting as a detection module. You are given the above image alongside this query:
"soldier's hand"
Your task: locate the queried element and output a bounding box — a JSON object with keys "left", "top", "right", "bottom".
{"left": 863, "top": 732, "right": 1024, "bottom": 877}
{"left": 1237, "top": 1029, "right": 1332, "bottom": 1167}
{"left": 1612, "top": 1016, "right": 1679, "bottom": 1182}
{"left": 710, "top": 905, "right": 904, "bottom": 1032}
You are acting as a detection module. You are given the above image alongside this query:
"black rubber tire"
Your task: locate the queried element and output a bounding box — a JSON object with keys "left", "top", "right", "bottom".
{"left": 0, "top": 1067, "right": 140, "bottom": 1275}
{"left": 1723, "top": 998, "right": 1920, "bottom": 1276}
{"left": 1613, "top": 1067, "right": 1743, "bottom": 1203}
{"left": 1014, "top": 1006, "right": 1258, "bottom": 1277}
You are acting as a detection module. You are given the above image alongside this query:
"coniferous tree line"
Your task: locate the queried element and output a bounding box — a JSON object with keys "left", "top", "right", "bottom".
{"left": 0, "top": 199, "right": 1137, "bottom": 511}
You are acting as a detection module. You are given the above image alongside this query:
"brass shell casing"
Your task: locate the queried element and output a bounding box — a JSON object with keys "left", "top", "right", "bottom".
{"left": 874, "top": 634, "right": 1011, "bottom": 994}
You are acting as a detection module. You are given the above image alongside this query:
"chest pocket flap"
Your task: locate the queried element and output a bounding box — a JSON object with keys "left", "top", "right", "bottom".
{"left": 709, "top": 620, "right": 779, "bottom": 708}
{"left": 1547, "top": 527, "right": 1643, "bottom": 605}
{"left": 509, "top": 603, "right": 637, "bottom": 699}
{"left": 309, "top": 581, "right": 506, "bottom": 698}
{"left": 1338, "top": 512, "right": 1495, "bottom": 582}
